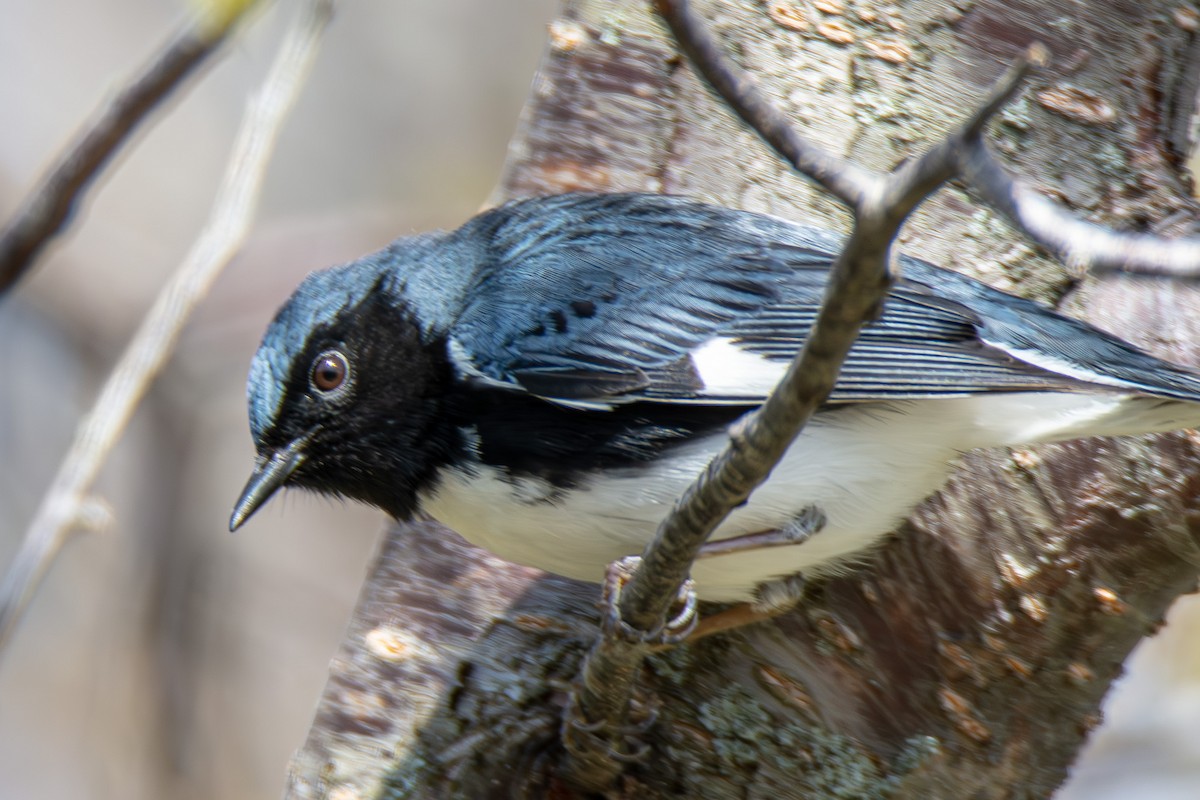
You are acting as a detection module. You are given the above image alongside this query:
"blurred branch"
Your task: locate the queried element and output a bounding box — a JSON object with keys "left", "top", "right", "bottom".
{"left": 562, "top": 1, "right": 1045, "bottom": 789}
{"left": 0, "top": 0, "right": 335, "bottom": 658}
{"left": 961, "top": 141, "right": 1200, "bottom": 276}
{"left": 0, "top": 0, "right": 264, "bottom": 295}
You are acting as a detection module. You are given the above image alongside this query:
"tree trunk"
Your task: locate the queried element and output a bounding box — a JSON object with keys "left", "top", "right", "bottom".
{"left": 284, "top": 1, "right": 1200, "bottom": 797}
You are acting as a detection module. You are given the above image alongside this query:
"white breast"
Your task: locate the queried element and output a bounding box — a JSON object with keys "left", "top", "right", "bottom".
{"left": 418, "top": 391, "right": 1191, "bottom": 602}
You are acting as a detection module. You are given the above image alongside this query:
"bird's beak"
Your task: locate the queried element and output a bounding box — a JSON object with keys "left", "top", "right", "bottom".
{"left": 229, "top": 438, "right": 309, "bottom": 531}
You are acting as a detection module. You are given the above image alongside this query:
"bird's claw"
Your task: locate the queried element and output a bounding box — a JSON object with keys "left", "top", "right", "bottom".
{"left": 600, "top": 556, "right": 698, "bottom": 646}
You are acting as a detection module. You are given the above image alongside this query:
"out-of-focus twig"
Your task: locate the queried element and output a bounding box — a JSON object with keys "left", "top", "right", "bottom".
{"left": 961, "top": 141, "right": 1200, "bottom": 276}
{"left": 0, "top": 0, "right": 336, "bottom": 658}
{"left": 0, "top": 0, "right": 264, "bottom": 294}
{"left": 561, "top": 0, "right": 1045, "bottom": 789}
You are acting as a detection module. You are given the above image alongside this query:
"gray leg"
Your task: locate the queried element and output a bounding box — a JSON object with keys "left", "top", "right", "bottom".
{"left": 681, "top": 507, "right": 827, "bottom": 641}
{"left": 696, "top": 504, "right": 827, "bottom": 559}
{"left": 682, "top": 575, "right": 808, "bottom": 642}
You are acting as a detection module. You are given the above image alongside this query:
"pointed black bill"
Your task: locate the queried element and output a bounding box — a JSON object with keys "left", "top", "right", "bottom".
{"left": 229, "top": 438, "right": 308, "bottom": 531}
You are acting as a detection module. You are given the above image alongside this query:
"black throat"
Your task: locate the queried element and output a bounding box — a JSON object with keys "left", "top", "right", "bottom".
{"left": 272, "top": 296, "right": 468, "bottom": 520}
{"left": 278, "top": 295, "right": 749, "bottom": 516}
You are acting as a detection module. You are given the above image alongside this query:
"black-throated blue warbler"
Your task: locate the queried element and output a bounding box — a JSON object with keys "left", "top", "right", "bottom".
{"left": 230, "top": 193, "right": 1200, "bottom": 603}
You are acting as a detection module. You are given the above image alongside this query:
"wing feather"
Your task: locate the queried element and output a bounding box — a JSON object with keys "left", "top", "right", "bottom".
{"left": 446, "top": 194, "right": 1183, "bottom": 408}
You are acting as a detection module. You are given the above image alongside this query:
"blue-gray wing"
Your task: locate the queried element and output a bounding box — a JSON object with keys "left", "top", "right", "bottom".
{"left": 448, "top": 193, "right": 1191, "bottom": 407}
{"left": 450, "top": 193, "right": 828, "bottom": 402}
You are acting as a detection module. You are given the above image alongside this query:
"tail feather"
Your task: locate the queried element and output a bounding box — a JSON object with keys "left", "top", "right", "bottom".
{"left": 901, "top": 258, "right": 1200, "bottom": 405}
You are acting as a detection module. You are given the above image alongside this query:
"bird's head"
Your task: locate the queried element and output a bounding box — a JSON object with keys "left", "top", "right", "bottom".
{"left": 229, "top": 257, "right": 462, "bottom": 531}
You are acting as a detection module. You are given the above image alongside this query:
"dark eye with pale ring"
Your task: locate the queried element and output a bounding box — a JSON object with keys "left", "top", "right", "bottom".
{"left": 311, "top": 351, "right": 350, "bottom": 394}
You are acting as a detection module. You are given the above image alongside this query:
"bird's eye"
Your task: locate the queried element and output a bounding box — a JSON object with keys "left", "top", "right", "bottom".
{"left": 311, "top": 351, "right": 350, "bottom": 394}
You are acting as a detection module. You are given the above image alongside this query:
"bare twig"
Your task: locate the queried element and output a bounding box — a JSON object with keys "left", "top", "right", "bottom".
{"left": 960, "top": 45, "right": 1049, "bottom": 140}
{"left": 945, "top": 44, "right": 1200, "bottom": 278}
{"left": 961, "top": 141, "right": 1200, "bottom": 276}
{"left": 561, "top": 3, "right": 1045, "bottom": 788}
{"left": 0, "top": 1, "right": 264, "bottom": 294}
{"left": 0, "top": 0, "right": 335, "bottom": 658}
{"left": 651, "top": 0, "right": 878, "bottom": 204}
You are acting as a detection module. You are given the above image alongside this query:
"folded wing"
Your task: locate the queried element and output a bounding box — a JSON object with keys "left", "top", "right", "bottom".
{"left": 448, "top": 193, "right": 1198, "bottom": 409}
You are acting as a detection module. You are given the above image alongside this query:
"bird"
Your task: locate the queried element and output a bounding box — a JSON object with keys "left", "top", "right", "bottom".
{"left": 230, "top": 192, "right": 1200, "bottom": 605}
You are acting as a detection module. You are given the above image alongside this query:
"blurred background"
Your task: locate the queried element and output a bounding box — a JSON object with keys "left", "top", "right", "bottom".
{"left": 0, "top": 1, "right": 1197, "bottom": 798}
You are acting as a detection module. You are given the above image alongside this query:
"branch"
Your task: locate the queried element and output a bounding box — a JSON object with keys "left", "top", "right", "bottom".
{"left": 0, "top": 0, "right": 335, "bottom": 658}
{"left": 561, "top": 1, "right": 1044, "bottom": 788}
{"left": 657, "top": 0, "right": 1200, "bottom": 281}
{"left": 650, "top": 0, "right": 878, "bottom": 204}
{"left": 961, "top": 141, "right": 1200, "bottom": 276}
{"left": 0, "top": 0, "right": 262, "bottom": 295}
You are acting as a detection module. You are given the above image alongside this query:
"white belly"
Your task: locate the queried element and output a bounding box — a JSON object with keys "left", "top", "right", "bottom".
{"left": 418, "top": 391, "right": 1171, "bottom": 602}
{"left": 420, "top": 399, "right": 970, "bottom": 601}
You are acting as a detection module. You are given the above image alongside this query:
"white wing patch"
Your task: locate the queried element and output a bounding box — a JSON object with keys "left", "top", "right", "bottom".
{"left": 690, "top": 337, "right": 786, "bottom": 400}
{"left": 449, "top": 333, "right": 788, "bottom": 408}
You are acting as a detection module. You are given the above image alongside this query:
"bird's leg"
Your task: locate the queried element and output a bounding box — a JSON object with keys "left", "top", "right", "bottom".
{"left": 695, "top": 504, "right": 827, "bottom": 559}
{"left": 678, "top": 575, "right": 807, "bottom": 643}
{"left": 674, "top": 507, "right": 826, "bottom": 642}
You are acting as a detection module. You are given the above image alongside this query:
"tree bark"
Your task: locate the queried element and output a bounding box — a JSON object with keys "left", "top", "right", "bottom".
{"left": 284, "top": 1, "right": 1200, "bottom": 797}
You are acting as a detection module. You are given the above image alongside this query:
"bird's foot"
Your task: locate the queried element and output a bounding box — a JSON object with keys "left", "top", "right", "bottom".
{"left": 602, "top": 513, "right": 818, "bottom": 646}
{"left": 672, "top": 514, "right": 818, "bottom": 642}
{"left": 600, "top": 555, "right": 698, "bottom": 646}
{"left": 752, "top": 573, "right": 808, "bottom": 614}
{"left": 681, "top": 602, "right": 782, "bottom": 642}
{"left": 677, "top": 575, "right": 806, "bottom": 643}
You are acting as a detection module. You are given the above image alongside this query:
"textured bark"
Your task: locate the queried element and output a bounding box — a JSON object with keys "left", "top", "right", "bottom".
{"left": 285, "top": 1, "right": 1200, "bottom": 797}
